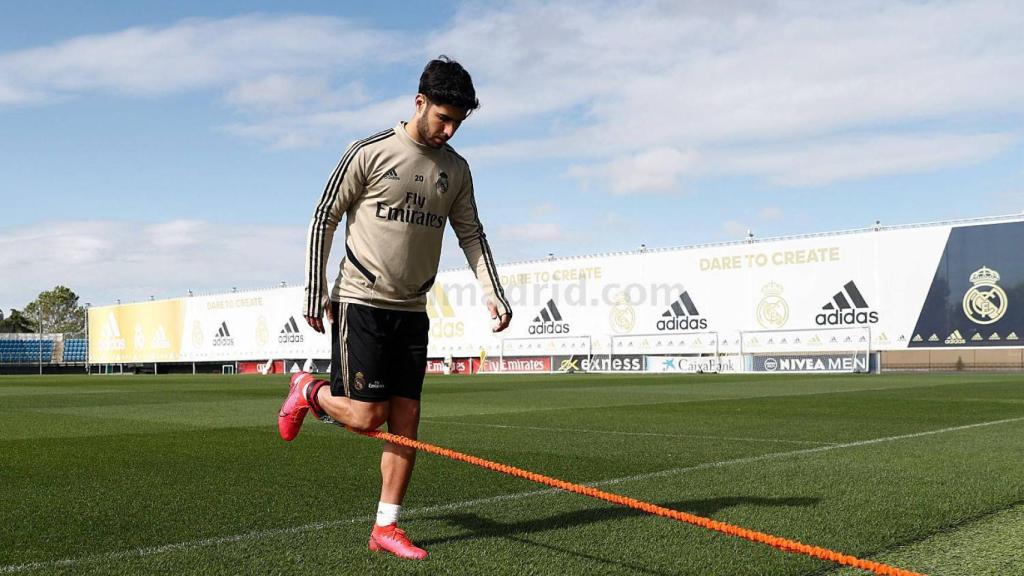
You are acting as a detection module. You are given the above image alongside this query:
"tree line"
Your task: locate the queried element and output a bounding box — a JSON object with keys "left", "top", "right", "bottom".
{"left": 0, "top": 286, "right": 87, "bottom": 335}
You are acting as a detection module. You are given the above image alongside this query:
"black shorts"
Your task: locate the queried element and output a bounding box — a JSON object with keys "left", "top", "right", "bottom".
{"left": 330, "top": 301, "right": 429, "bottom": 402}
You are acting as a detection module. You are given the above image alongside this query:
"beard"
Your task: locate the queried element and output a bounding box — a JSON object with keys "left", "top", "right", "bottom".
{"left": 415, "top": 113, "right": 432, "bottom": 146}
{"left": 416, "top": 107, "right": 443, "bottom": 149}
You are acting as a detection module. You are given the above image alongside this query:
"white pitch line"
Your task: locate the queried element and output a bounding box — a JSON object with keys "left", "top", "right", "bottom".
{"left": 3, "top": 415, "right": 1022, "bottom": 574}
{"left": 421, "top": 419, "right": 834, "bottom": 446}
{"left": 589, "top": 415, "right": 1024, "bottom": 489}
{"left": 0, "top": 490, "right": 559, "bottom": 575}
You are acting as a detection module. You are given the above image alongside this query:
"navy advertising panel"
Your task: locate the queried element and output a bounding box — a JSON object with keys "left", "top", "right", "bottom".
{"left": 910, "top": 221, "right": 1022, "bottom": 347}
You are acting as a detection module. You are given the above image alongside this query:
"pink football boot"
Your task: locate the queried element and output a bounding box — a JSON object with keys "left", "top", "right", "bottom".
{"left": 369, "top": 524, "right": 429, "bottom": 560}
{"left": 277, "top": 372, "right": 316, "bottom": 441}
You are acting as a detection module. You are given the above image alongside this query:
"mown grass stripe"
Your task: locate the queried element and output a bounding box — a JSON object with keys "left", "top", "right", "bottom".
{"left": 421, "top": 419, "right": 836, "bottom": 446}
{"left": 4, "top": 415, "right": 1020, "bottom": 574}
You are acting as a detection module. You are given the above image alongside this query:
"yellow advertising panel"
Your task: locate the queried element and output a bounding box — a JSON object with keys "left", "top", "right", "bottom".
{"left": 88, "top": 300, "right": 185, "bottom": 363}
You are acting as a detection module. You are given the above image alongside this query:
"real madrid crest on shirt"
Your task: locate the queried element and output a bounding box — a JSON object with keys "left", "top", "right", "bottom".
{"left": 962, "top": 266, "right": 1007, "bottom": 325}
{"left": 435, "top": 171, "right": 449, "bottom": 194}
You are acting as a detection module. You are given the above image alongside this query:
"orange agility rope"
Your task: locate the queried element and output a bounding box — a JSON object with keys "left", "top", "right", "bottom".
{"left": 348, "top": 426, "right": 925, "bottom": 576}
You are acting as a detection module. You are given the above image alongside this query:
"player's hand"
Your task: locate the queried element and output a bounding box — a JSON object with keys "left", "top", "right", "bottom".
{"left": 306, "top": 305, "right": 334, "bottom": 333}
{"left": 305, "top": 314, "right": 325, "bottom": 334}
{"left": 305, "top": 298, "right": 335, "bottom": 333}
{"left": 487, "top": 301, "right": 512, "bottom": 333}
{"left": 493, "top": 313, "right": 511, "bottom": 332}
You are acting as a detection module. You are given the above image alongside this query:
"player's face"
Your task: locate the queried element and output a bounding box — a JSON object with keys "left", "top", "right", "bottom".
{"left": 415, "top": 97, "right": 468, "bottom": 148}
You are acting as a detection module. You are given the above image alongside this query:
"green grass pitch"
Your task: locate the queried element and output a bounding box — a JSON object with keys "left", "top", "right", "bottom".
{"left": 2, "top": 372, "right": 1023, "bottom": 575}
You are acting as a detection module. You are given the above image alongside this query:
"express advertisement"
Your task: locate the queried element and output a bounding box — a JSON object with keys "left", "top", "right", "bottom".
{"left": 551, "top": 355, "right": 645, "bottom": 373}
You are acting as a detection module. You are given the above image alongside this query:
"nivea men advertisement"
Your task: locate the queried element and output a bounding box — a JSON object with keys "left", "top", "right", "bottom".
{"left": 909, "top": 222, "right": 1022, "bottom": 347}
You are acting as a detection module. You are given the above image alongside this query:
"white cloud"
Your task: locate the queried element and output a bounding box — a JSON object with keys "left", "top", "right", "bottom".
{"left": 0, "top": 15, "right": 403, "bottom": 99}
{"left": 222, "top": 95, "right": 411, "bottom": 149}
{"left": 3, "top": 2, "right": 1022, "bottom": 175}
{"left": 531, "top": 202, "right": 558, "bottom": 219}
{"left": 440, "top": 0, "right": 1024, "bottom": 184}
{"left": 569, "top": 147, "right": 697, "bottom": 194}
{"left": 434, "top": 1, "right": 1024, "bottom": 136}
{"left": 722, "top": 220, "right": 750, "bottom": 239}
{"left": 496, "top": 222, "right": 574, "bottom": 243}
{"left": 0, "top": 220, "right": 306, "bottom": 309}
{"left": 0, "top": 15, "right": 411, "bottom": 148}
{"left": 759, "top": 206, "right": 784, "bottom": 221}
{"left": 720, "top": 132, "right": 1018, "bottom": 186}
{"left": 224, "top": 75, "right": 368, "bottom": 113}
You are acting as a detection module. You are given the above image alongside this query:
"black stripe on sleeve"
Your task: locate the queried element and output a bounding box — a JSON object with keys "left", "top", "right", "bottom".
{"left": 465, "top": 191, "right": 510, "bottom": 313}
{"left": 446, "top": 145, "right": 511, "bottom": 315}
{"left": 305, "top": 129, "right": 394, "bottom": 315}
{"left": 479, "top": 234, "right": 511, "bottom": 313}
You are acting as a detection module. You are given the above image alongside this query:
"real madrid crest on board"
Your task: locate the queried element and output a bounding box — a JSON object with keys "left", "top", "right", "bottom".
{"left": 608, "top": 293, "right": 635, "bottom": 334}
{"left": 192, "top": 320, "right": 204, "bottom": 348}
{"left": 256, "top": 316, "right": 269, "bottom": 346}
{"left": 963, "top": 266, "right": 1007, "bottom": 325}
{"left": 435, "top": 171, "right": 449, "bottom": 194}
{"left": 756, "top": 282, "right": 789, "bottom": 328}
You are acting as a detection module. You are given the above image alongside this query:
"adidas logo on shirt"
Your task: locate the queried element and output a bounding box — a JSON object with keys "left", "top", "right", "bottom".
{"left": 529, "top": 299, "right": 570, "bottom": 335}
{"left": 815, "top": 281, "right": 879, "bottom": 326}
{"left": 657, "top": 291, "right": 708, "bottom": 331}
{"left": 383, "top": 168, "right": 400, "bottom": 181}
{"left": 279, "top": 316, "right": 304, "bottom": 344}
{"left": 213, "top": 322, "right": 235, "bottom": 346}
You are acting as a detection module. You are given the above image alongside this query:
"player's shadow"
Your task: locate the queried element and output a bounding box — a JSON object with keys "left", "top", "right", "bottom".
{"left": 420, "top": 495, "right": 819, "bottom": 575}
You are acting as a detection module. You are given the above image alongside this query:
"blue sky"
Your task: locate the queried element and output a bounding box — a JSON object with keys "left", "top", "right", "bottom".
{"left": 1, "top": 0, "right": 1022, "bottom": 311}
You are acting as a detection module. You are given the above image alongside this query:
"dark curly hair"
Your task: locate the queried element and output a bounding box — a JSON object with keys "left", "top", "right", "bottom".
{"left": 418, "top": 55, "right": 480, "bottom": 113}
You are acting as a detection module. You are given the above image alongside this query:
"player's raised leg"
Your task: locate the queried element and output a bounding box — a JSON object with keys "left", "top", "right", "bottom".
{"left": 277, "top": 371, "right": 318, "bottom": 441}
{"left": 278, "top": 372, "right": 390, "bottom": 440}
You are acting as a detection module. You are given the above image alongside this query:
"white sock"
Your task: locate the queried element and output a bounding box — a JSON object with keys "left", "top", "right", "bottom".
{"left": 376, "top": 502, "right": 401, "bottom": 527}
